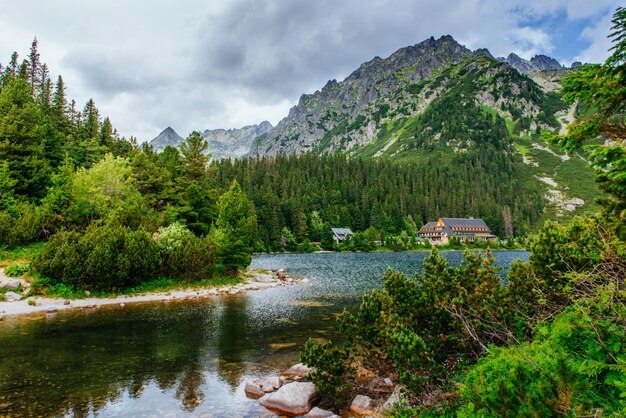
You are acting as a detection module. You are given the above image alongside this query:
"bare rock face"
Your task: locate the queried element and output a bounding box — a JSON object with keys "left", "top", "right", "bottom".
{"left": 350, "top": 394, "right": 378, "bottom": 416}
{"left": 149, "top": 127, "right": 184, "bottom": 151}
{"left": 260, "top": 381, "right": 318, "bottom": 416}
{"left": 148, "top": 122, "right": 273, "bottom": 160}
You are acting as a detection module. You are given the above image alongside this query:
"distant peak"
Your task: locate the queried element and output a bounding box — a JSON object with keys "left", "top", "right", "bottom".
{"left": 161, "top": 126, "right": 178, "bottom": 135}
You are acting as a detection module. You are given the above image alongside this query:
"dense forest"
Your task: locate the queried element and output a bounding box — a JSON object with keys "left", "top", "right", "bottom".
{"left": 209, "top": 151, "right": 544, "bottom": 251}
{"left": 0, "top": 40, "right": 256, "bottom": 291}
{"left": 301, "top": 8, "right": 626, "bottom": 416}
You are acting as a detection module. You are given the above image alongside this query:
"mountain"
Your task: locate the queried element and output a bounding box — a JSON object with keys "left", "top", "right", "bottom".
{"left": 149, "top": 121, "right": 272, "bottom": 159}
{"left": 249, "top": 35, "right": 600, "bottom": 221}
{"left": 500, "top": 53, "right": 564, "bottom": 73}
{"left": 202, "top": 121, "right": 272, "bottom": 160}
{"left": 252, "top": 36, "right": 568, "bottom": 157}
{"left": 150, "top": 127, "right": 184, "bottom": 151}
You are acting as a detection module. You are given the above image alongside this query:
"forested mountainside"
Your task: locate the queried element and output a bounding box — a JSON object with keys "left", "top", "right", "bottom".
{"left": 250, "top": 35, "right": 600, "bottom": 220}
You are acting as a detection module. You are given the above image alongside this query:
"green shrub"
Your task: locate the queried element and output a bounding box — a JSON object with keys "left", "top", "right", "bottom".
{"left": 162, "top": 235, "right": 217, "bottom": 281}
{"left": 4, "top": 263, "right": 28, "bottom": 277}
{"left": 32, "top": 223, "right": 161, "bottom": 291}
{"left": 153, "top": 222, "right": 194, "bottom": 252}
{"left": 461, "top": 304, "right": 626, "bottom": 417}
{"left": 0, "top": 205, "right": 42, "bottom": 248}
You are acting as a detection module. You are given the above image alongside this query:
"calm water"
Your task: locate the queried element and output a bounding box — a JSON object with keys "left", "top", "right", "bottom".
{"left": 0, "top": 251, "right": 528, "bottom": 417}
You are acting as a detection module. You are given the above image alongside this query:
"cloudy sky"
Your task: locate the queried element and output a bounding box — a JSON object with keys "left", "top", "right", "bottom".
{"left": 0, "top": 0, "right": 621, "bottom": 142}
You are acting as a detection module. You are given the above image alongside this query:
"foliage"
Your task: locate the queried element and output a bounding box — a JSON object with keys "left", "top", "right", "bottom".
{"left": 211, "top": 181, "right": 257, "bottom": 273}
{"left": 300, "top": 339, "right": 352, "bottom": 401}
{"left": 32, "top": 223, "right": 161, "bottom": 291}
{"left": 162, "top": 235, "right": 217, "bottom": 281}
{"left": 546, "top": 7, "right": 626, "bottom": 237}
{"left": 153, "top": 222, "right": 194, "bottom": 253}
{"left": 4, "top": 263, "right": 28, "bottom": 276}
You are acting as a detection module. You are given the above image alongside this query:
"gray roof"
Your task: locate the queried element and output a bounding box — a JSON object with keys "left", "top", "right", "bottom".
{"left": 331, "top": 228, "right": 353, "bottom": 235}
{"left": 441, "top": 218, "right": 489, "bottom": 228}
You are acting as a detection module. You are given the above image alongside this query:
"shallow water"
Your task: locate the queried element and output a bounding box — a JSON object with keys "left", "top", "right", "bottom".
{"left": 0, "top": 251, "right": 528, "bottom": 417}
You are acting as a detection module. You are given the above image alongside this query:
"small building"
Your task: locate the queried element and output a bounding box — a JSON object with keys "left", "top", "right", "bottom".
{"left": 418, "top": 217, "right": 496, "bottom": 245}
{"left": 331, "top": 228, "right": 354, "bottom": 244}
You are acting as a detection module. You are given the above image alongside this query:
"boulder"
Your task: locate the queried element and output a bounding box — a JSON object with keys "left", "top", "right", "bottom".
{"left": 350, "top": 394, "right": 377, "bottom": 416}
{"left": 228, "top": 288, "right": 241, "bottom": 295}
{"left": 4, "top": 291, "right": 22, "bottom": 302}
{"left": 252, "top": 274, "right": 275, "bottom": 284}
{"left": 63, "top": 300, "right": 71, "bottom": 305}
{"left": 245, "top": 376, "right": 282, "bottom": 398}
{"left": 258, "top": 376, "right": 283, "bottom": 393}
{"left": 303, "top": 406, "right": 341, "bottom": 417}
{"left": 260, "top": 381, "right": 318, "bottom": 416}
{"left": 281, "top": 363, "right": 314, "bottom": 380}
{"left": 301, "top": 278, "right": 311, "bottom": 284}
{"left": 46, "top": 306, "right": 58, "bottom": 313}
{"left": 0, "top": 279, "right": 21, "bottom": 291}
{"left": 382, "top": 385, "right": 405, "bottom": 411}
{"left": 244, "top": 380, "right": 265, "bottom": 399}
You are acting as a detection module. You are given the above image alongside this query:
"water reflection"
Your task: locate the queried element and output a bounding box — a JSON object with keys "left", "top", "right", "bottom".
{"left": 0, "top": 251, "right": 529, "bottom": 417}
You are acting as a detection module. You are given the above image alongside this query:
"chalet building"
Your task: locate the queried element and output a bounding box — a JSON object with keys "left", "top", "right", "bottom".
{"left": 418, "top": 217, "right": 496, "bottom": 245}
{"left": 331, "top": 228, "right": 354, "bottom": 244}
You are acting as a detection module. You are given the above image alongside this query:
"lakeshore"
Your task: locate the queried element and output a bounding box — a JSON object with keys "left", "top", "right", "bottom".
{"left": 0, "top": 269, "right": 307, "bottom": 319}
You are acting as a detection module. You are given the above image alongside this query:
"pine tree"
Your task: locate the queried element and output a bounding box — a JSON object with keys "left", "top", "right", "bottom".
{"left": 27, "top": 38, "right": 41, "bottom": 96}
{"left": 180, "top": 131, "right": 210, "bottom": 181}
{"left": 212, "top": 180, "right": 256, "bottom": 273}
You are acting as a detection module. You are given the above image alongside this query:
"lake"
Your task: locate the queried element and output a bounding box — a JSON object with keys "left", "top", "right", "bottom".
{"left": 0, "top": 251, "right": 529, "bottom": 417}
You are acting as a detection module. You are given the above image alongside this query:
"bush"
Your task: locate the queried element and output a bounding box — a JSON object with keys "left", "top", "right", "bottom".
{"left": 162, "top": 235, "right": 217, "bottom": 281}
{"left": 153, "top": 222, "right": 194, "bottom": 252}
{"left": 461, "top": 304, "right": 626, "bottom": 417}
{"left": 0, "top": 205, "right": 42, "bottom": 248}
{"left": 32, "top": 223, "right": 161, "bottom": 291}
{"left": 4, "top": 264, "right": 28, "bottom": 277}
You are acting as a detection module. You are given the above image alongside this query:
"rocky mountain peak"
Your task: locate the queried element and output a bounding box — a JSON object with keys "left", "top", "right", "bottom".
{"left": 149, "top": 126, "right": 184, "bottom": 151}
{"left": 530, "top": 54, "right": 563, "bottom": 71}
{"left": 500, "top": 53, "right": 563, "bottom": 73}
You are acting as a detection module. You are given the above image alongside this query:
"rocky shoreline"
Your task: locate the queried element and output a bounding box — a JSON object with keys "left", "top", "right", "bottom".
{"left": 246, "top": 363, "right": 403, "bottom": 417}
{"left": 0, "top": 268, "right": 307, "bottom": 320}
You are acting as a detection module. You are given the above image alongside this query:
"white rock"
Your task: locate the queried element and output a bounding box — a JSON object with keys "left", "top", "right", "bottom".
{"left": 4, "top": 291, "right": 22, "bottom": 302}
{"left": 303, "top": 406, "right": 341, "bottom": 418}
{"left": 260, "top": 381, "right": 318, "bottom": 416}
{"left": 0, "top": 279, "right": 21, "bottom": 291}
{"left": 281, "top": 363, "right": 315, "bottom": 380}
{"left": 301, "top": 278, "right": 310, "bottom": 284}
{"left": 350, "top": 394, "right": 377, "bottom": 415}
{"left": 257, "top": 376, "right": 283, "bottom": 393}
{"left": 228, "top": 288, "right": 240, "bottom": 295}
{"left": 252, "top": 274, "right": 275, "bottom": 283}
{"left": 46, "top": 306, "right": 58, "bottom": 313}
{"left": 382, "top": 385, "right": 405, "bottom": 411}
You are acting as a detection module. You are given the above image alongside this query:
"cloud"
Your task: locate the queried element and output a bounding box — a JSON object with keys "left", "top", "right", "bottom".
{"left": 0, "top": 0, "right": 622, "bottom": 142}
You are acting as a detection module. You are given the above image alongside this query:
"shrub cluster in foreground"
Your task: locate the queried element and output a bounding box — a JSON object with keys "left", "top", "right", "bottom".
{"left": 301, "top": 216, "right": 626, "bottom": 416}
